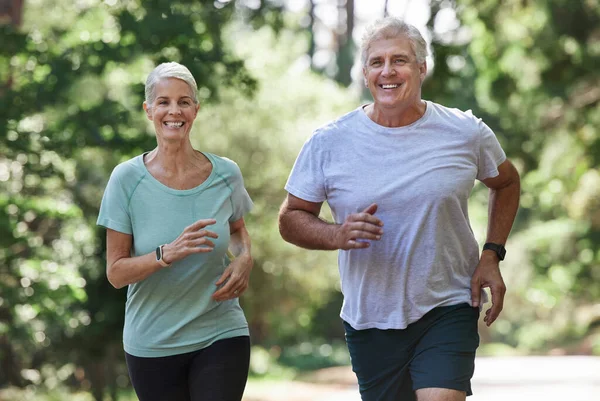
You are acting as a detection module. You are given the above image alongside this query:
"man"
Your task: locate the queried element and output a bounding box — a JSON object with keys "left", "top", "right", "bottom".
{"left": 278, "top": 17, "right": 520, "bottom": 401}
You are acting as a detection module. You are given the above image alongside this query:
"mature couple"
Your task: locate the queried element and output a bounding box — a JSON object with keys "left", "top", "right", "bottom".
{"left": 98, "top": 17, "right": 520, "bottom": 401}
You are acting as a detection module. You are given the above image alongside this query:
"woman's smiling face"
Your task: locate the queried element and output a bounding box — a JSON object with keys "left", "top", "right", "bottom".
{"left": 143, "top": 77, "right": 199, "bottom": 142}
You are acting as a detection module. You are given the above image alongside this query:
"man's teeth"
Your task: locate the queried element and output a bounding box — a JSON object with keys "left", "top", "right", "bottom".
{"left": 165, "top": 122, "right": 184, "bottom": 127}
{"left": 381, "top": 84, "right": 399, "bottom": 89}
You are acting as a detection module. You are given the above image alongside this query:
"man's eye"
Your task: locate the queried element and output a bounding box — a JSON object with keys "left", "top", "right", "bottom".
{"left": 371, "top": 60, "right": 381, "bottom": 66}
{"left": 159, "top": 101, "right": 168, "bottom": 105}
{"left": 395, "top": 59, "right": 407, "bottom": 64}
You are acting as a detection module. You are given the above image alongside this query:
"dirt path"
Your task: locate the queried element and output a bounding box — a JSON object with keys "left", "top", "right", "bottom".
{"left": 243, "top": 356, "right": 600, "bottom": 401}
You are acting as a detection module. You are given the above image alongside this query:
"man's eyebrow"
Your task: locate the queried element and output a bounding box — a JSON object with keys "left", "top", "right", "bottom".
{"left": 156, "top": 95, "right": 193, "bottom": 99}
{"left": 368, "top": 53, "right": 410, "bottom": 61}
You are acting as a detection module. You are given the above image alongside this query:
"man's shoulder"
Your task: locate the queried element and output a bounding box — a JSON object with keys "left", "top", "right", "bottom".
{"left": 311, "top": 107, "right": 362, "bottom": 141}
{"left": 428, "top": 101, "right": 480, "bottom": 125}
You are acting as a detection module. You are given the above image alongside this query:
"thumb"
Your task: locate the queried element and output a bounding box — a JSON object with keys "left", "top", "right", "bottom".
{"left": 362, "top": 203, "right": 378, "bottom": 215}
{"left": 471, "top": 277, "right": 481, "bottom": 307}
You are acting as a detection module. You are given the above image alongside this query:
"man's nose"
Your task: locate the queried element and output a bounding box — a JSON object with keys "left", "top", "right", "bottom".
{"left": 382, "top": 60, "right": 396, "bottom": 76}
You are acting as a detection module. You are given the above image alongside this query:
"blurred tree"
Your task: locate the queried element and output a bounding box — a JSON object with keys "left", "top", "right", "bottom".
{"left": 293, "top": 0, "right": 356, "bottom": 87}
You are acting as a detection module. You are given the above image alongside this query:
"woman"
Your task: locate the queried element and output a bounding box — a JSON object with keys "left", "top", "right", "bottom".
{"left": 97, "top": 62, "right": 253, "bottom": 401}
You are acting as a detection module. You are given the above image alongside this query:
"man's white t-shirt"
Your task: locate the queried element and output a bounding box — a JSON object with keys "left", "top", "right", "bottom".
{"left": 285, "top": 101, "right": 506, "bottom": 330}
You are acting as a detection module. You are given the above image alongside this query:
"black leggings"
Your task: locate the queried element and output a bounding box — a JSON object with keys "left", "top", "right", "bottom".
{"left": 125, "top": 336, "right": 250, "bottom": 401}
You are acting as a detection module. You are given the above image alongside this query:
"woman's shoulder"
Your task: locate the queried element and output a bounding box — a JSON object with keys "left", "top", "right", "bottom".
{"left": 203, "top": 152, "right": 243, "bottom": 176}
{"left": 109, "top": 154, "right": 147, "bottom": 186}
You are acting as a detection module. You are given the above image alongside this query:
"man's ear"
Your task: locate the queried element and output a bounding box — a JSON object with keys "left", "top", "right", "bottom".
{"left": 419, "top": 61, "right": 428, "bottom": 82}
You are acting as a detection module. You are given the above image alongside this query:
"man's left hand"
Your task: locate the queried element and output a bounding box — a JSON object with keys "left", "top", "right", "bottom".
{"left": 470, "top": 252, "right": 506, "bottom": 327}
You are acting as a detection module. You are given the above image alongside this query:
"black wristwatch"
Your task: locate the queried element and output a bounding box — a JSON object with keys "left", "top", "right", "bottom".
{"left": 483, "top": 243, "right": 506, "bottom": 261}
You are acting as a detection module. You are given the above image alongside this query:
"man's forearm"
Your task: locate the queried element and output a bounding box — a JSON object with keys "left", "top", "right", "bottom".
{"left": 486, "top": 180, "right": 520, "bottom": 245}
{"left": 279, "top": 209, "right": 340, "bottom": 250}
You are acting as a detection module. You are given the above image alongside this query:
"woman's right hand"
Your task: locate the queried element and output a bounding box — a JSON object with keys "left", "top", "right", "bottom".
{"left": 162, "top": 219, "right": 218, "bottom": 264}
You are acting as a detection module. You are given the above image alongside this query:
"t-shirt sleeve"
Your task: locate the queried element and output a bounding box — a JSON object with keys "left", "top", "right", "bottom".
{"left": 284, "top": 133, "right": 327, "bottom": 202}
{"left": 96, "top": 167, "right": 133, "bottom": 235}
{"left": 476, "top": 119, "right": 507, "bottom": 181}
{"left": 229, "top": 164, "right": 253, "bottom": 222}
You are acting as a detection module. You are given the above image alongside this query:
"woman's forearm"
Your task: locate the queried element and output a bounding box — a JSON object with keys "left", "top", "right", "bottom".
{"left": 107, "top": 252, "right": 164, "bottom": 289}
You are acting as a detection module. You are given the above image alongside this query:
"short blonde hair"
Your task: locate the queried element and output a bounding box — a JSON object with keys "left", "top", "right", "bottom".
{"left": 361, "top": 17, "right": 428, "bottom": 66}
{"left": 145, "top": 62, "right": 198, "bottom": 105}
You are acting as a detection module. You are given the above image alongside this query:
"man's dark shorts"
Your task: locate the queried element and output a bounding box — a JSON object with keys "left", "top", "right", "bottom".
{"left": 344, "top": 303, "right": 480, "bottom": 401}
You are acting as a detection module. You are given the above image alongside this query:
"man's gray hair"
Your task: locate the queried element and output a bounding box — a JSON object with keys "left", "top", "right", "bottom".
{"left": 145, "top": 62, "right": 199, "bottom": 105}
{"left": 360, "top": 17, "right": 428, "bottom": 66}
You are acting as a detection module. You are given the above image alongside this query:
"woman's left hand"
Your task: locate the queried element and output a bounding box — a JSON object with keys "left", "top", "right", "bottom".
{"left": 212, "top": 252, "right": 253, "bottom": 301}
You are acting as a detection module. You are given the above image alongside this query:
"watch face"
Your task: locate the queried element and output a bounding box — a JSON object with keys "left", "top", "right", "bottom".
{"left": 484, "top": 243, "right": 506, "bottom": 260}
{"left": 156, "top": 246, "right": 161, "bottom": 260}
{"left": 499, "top": 246, "right": 506, "bottom": 260}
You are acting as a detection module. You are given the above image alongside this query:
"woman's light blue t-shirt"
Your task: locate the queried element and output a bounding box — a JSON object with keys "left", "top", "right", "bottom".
{"left": 97, "top": 152, "right": 253, "bottom": 357}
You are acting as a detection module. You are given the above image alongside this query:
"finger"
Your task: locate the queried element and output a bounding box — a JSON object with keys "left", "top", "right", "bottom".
{"left": 346, "top": 240, "right": 370, "bottom": 249}
{"left": 192, "top": 239, "right": 215, "bottom": 248}
{"left": 349, "top": 214, "right": 383, "bottom": 227}
{"left": 361, "top": 203, "right": 378, "bottom": 215}
{"left": 470, "top": 278, "right": 480, "bottom": 308}
{"left": 187, "top": 229, "right": 219, "bottom": 239}
{"left": 354, "top": 221, "right": 384, "bottom": 232}
{"left": 485, "top": 286, "right": 505, "bottom": 326}
{"left": 348, "top": 222, "right": 384, "bottom": 236}
{"left": 349, "top": 229, "right": 382, "bottom": 241}
{"left": 215, "top": 269, "right": 231, "bottom": 286}
{"left": 187, "top": 219, "right": 217, "bottom": 231}
{"left": 189, "top": 246, "right": 214, "bottom": 254}
{"left": 212, "top": 280, "right": 238, "bottom": 300}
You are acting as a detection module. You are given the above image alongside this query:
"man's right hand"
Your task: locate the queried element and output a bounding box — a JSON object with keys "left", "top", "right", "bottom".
{"left": 335, "top": 203, "right": 383, "bottom": 250}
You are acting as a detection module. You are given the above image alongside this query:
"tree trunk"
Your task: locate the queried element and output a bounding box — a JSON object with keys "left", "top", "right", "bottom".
{"left": 307, "top": 0, "right": 317, "bottom": 70}
{"left": 0, "top": 0, "right": 23, "bottom": 94}
{"left": 335, "top": 0, "right": 355, "bottom": 87}
{"left": 0, "top": 0, "right": 24, "bottom": 25}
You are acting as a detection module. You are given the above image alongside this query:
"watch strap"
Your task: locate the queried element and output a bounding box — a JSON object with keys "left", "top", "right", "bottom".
{"left": 156, "top": 244, "right": 170, "bottom": 267}
{"left": 483, "top": 242, "right": 506, "bottom": 261}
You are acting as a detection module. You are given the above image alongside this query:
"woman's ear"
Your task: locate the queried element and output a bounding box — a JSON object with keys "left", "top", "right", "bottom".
{"left": 143, "top": 102, "right": 152, "bottom": 121}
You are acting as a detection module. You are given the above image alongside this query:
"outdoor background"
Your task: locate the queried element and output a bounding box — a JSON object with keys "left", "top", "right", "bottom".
{"left": 1, "top": 0, "right": 599, "bottom": 400}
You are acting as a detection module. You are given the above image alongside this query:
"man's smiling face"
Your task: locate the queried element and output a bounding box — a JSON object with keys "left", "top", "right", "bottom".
{"left": 363, "top": 36, "right": 427, "bottom": 110}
